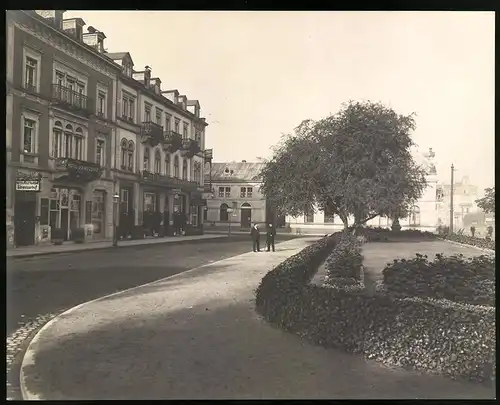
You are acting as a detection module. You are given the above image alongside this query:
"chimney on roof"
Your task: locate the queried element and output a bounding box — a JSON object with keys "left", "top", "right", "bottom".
{"left": 62, "top": 18, "right": 86, "bottom": 41}
{"left": 35, "top": 10, "right": 65, "bottom": 29}
{"left": 82, "top": 26, "right": 106, "bottom": 53}
{"left": 151, "top": 78, "right": 162, "bottom": 94}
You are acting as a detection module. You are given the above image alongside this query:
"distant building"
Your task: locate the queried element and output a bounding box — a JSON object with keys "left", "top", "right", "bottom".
{"left": 203, "top": 161, "right": 283, "bottom": 230}
{"left": 435, "top": 176, "right": 481, "bottom": 232}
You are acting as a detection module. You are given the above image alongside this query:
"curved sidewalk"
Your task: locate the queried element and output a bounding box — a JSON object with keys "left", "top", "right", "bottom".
{"left": 21, "top": 238, "right": 494, "bottom": 400}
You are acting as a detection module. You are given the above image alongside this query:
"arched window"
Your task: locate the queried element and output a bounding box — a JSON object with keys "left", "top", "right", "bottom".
{"left": 174, "top": 155, "right": 179, "bottom": 178}
{"left": 192, "top": 162, "right": 202, "bottom": 183}
{"left": 64, "top": 124, "right": 73, "bottom": 158}
{"left": 182, "top": 159, "right": 188, "bottom": 180}
{"left": 120, "top": 138, "right": 128, "bottom": 169}
{"left": 220, "top": 203, "right": 229, "bottom": 222}
{"left": 143, "top": 147, "right": 150, "bottom": 171}
{"left": 53, "top": 121, "right": 63, "bottom": 158}
{"left": 165, "top": 153, "right": 171, "bottom": 176}
{"left": 409, "top": 205, "right": 421, "bottom": 226}
{"left": 154, "top": 149, "right": 161, "bottom": 174}
{"left": 127, "top": 141, "right": 135, "bottom": 171}
{"left": 74, "top": 127, "right": 83, "bottom": 160}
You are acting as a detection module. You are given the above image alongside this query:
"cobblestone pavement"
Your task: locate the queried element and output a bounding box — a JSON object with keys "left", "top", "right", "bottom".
{"left": 7, "top": 234, "right": 298, "bottom": 400}
{"left": 7, "top": 313, "right": 58, "bottom": 400}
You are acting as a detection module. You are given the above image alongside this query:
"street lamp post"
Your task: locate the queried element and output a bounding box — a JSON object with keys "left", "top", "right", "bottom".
{"left": 450, "top": 164, "right": 455, "bottom": 233}
{"left": 112, "top": 193, "right": 120, "bottom": 247}
{"left": 227, "top": 208, "right": 233, "bottom": 236}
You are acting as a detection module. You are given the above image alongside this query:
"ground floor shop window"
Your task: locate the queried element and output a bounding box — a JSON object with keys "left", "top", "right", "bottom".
{"left": 144, "top": 192, "right": 156, "bottom": 212}
{"left": 191, "top": 206, "right": 198, "bottom": 227}
{"left": 43, "top": 187, "right": 82, "bottom": 240}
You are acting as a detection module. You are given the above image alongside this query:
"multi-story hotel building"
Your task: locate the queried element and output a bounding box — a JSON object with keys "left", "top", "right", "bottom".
{"left": 105, "top": 55, "right": 209, "bottom": 238}
{"left": 6, "top": 10, "right": 121, "bottom": 247}
{"left": 6, "top": 10, "right": 211, "bottom": 247}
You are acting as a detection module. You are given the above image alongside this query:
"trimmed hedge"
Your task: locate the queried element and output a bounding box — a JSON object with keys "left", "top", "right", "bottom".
{"left": 441, "top": 233, "right": 495, "bottom": 251}
{"left": 325, "top": 232, "right": 363, "bottom": 282}
{"left": 356, "top": 226, "right": 437, "bottom": 242}
{"left": 255, "top": 233, "right": 496, "bottom": 383}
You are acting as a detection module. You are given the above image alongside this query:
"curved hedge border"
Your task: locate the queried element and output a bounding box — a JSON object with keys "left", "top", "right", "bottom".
{"left": 440, "top": 234, "right": 495, "bottom": 251}
{"left": 255, "top": 232, "right": 496, "bottom": 383}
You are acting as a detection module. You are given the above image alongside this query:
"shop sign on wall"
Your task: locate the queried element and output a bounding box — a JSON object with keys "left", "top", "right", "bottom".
{"left": 16, "top": 170, "right": 41, "bottom": 191}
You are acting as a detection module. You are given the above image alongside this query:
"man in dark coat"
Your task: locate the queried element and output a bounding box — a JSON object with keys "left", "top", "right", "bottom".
{"left": 266, "top": 223, "right": 276, "bottom": 252}
{"left": 251, "top": 223, "right": 261, "bottom": 252}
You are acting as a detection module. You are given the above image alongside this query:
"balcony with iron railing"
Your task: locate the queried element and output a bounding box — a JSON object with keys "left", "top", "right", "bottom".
{"left": 52, "top": 84, "right": 93, "bottom": 116}
{"left": 140, "top": 170, "right": 201, "bottom": 191}
{"left": 141, "top": 121, "right": 164, "bottom": 147}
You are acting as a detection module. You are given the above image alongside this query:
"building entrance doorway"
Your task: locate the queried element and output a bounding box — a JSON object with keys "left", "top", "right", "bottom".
{"left": 14, "top": 192, "right": 36, "bottom": 246}
{"left": 48, "top": 188, "right": 82, "bottom": 241}
{"left": 92, "top": 190, "right": 106, "bottom": 239}
{"left": 240, "top": 203, "right": 252, "bottom": 228}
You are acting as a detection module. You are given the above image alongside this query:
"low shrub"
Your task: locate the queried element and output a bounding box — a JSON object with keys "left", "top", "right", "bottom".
{"left": 325, "top": 232, "right": 363, "bottom": 281}
{"left": 382, "top": 253, "right": 495, "bottom": 306}
{"left": 441, "top": 233, "right": 495, "bottom": 251}
{"left": 255, "top": 233, "right": 495, "bottom": 383}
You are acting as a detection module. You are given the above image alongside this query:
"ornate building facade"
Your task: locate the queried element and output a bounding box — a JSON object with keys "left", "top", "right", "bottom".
{"left": 6, "top": 10, "right": 212, "bottom": 247}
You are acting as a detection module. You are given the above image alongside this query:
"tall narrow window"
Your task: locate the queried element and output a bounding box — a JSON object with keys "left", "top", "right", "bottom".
{"left": 183, "top": 123, "right": 188, "bottom": 139}
{"left": 143, "top": 147, "right": 150, "bottom": 171}
{"left": 165, "top": 115, "right": 171, "bottom": 132}
{"left": 74, "top": 127, "right": 83, "bottom": 160}
{"left": 154, "top": 149, "right": 161, "bottom": 173}
{"left": 25, "top": 57, "right": 37, "bottom": 91}
{"left": 182, "top": 159, "right": 188, "bottom": 180}
{"left": 174, "top": 155, "right": 179, "bottom": 178}
{"left": 127, "top": 141, "right": 135, "bottom": 171}
{"left": 23, "top": 118, "right": 36, "bottom": 153}
{"left": 97, "top": 91, "right": 106, "bottom": 117}
{"left": 155, "top": 108, "right": 162, "bottom": 126}
{"left": 174, "top": 119, "right": 180, "bottom": 133}
{"left": 64, "top": 124, "right": 73, "bottom": 158}
{"left": 53, "top": 121, "right": 63, "bottom": 158}
{"left": 120, "top": 138, "right": 128, "bottom": 169}
{"left": 165, "top": 154, "right": 170, "bottom": 176}
{"left": 122, "top": 96, "right": 128, "bottom": 118}
{"left": 145, "top": 105, "right": 152, "bottom": 122}
{"left": 96, "top": 139, "right": 105, "bottom": 166}
{"left": 246, "top": 187, "right": 253, "bottom": 198}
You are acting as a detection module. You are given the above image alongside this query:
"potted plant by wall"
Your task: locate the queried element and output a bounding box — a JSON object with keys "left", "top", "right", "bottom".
{"left": 71, "top": 228, "right": 86, "bottom": 244}
{"left": 51, "top": 228, "right": 65, "bottom": 245}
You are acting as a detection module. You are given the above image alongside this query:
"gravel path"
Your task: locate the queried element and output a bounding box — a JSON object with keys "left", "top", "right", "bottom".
{"left": 21, "top": 237, "right": 494, "bottom": 399}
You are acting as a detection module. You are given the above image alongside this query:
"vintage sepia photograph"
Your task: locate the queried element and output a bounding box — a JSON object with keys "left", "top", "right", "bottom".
{"left": 6, "top": 10, "right": 495, "bottom": 400}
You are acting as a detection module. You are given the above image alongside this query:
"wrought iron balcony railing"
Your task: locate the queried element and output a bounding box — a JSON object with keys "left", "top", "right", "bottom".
{"left": 141, "top": 121, "right": 164, "bottom": 147}
{"left": 52, "top": 84, "right": 93, "bottom": 114}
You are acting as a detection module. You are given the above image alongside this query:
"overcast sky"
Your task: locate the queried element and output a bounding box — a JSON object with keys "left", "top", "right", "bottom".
{"left": 66, "top": 11, "right": 495, "bottom": 194}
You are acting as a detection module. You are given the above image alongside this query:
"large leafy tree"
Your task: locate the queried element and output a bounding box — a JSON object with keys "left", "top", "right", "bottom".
{"left": 475, "top": 187, "right": 495, "bottom": 213}
{"left": 260, "top": 100, "right": 428, "bottom": 229}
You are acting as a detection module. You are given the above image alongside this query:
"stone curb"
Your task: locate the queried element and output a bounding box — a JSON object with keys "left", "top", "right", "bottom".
{"left": 8, "top": 235, "right": 228, "bottom": 259}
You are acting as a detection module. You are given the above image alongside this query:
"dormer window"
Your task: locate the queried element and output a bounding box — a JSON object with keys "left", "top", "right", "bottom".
{"left": 122, "top": 63, "right": 133, "bottom": 77}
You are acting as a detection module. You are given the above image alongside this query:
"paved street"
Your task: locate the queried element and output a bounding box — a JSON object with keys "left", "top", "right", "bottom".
{"left": 6, "top": 234, "right": 298, "bottom": 400}
{"left": 19, "top": 238, "right": 494, "bottom": 400}
{"left": 7, "top": 234, "right": 297, "bottom": 336}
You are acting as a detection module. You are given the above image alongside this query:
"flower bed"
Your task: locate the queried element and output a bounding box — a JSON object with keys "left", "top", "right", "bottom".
{"left": 382, "top": 253, "right": 495, "bottom": 306}
{"left": 325, "top": 232, "right": 363, "bottom": 283}
{"left": 441, "top": 234, "right": 495, "bottom": 251}
{"left": 255, "top": 232, "right": 496, "bottom": 383}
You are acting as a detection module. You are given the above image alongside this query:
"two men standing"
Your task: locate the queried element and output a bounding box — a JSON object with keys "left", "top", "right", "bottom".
{"left": 250, "top": 223, "right": 276, "bottom": 252}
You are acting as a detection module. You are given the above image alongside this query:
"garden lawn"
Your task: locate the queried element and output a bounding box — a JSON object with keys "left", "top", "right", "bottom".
{"left": 361, "top": 240, "right": 491, "bottom": 293}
